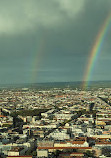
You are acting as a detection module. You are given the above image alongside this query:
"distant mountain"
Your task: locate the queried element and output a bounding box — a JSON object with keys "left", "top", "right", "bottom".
{"left": 0, "top": 80, "right": 111, "bottom": 89}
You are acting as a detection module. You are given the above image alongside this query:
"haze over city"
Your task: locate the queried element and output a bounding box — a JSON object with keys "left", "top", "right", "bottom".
{"left": 0, "top": 0, "right": 111, "bottom": 84}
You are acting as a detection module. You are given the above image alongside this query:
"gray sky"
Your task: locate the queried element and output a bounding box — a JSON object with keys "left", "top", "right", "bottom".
{"left": 0, "top": 0, "right": 111, "bottom": 84}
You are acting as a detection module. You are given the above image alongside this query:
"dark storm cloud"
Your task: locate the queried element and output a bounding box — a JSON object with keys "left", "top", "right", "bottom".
{"left": 0, "top": 0, "right": 111, "bottom": 83}
{"left": 51, "top": 0, "right": 111, "bottom": 55}
{"left": 37, "top": 0, "right": 111, "bottom": 82}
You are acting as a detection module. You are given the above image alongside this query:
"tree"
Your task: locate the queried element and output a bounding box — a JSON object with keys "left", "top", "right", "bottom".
{"left": 32, "top": 151, "right": 37, "bottom": 156}
{"left": 102, "top": 147, "right": 111, "bottom": 157}
{"left": 84, "top": 150, "right": 95, "bottom": 158}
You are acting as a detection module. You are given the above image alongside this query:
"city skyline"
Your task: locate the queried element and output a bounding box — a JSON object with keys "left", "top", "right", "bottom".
{"left": 0, "top": 0, "right": 111, "bottom": 84}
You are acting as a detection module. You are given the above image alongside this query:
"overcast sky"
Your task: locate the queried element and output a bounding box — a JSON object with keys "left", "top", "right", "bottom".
{"left": 0, "top": 0, "right": 111, "bottom": 84}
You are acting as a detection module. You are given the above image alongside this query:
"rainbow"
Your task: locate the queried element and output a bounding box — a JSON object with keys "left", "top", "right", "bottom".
{"left": 30, "top": 33, "right": 46, "bottom": 83}
{"left": 83, "top": 12, "right": 111, "bottom": 89}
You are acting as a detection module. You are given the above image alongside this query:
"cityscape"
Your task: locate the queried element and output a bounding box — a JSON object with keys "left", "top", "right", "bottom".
{"left": 0, "top": 83, "right": 111, "bottom": 157}
{"left": 0, "top": 0, "right": 111, "bottom": 157}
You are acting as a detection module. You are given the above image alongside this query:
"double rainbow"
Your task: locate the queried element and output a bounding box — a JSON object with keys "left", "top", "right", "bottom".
{"left": 83, "top": 12, "right": 111, "bottom": 89}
